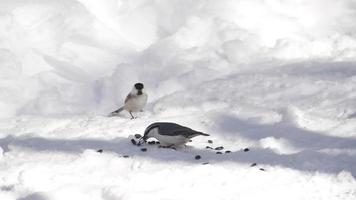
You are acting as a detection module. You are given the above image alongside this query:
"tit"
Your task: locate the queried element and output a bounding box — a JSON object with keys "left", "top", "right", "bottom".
{"left": 139, "top": 122, "right": 209, "bottom": 146}
{"left": 110, "top": 83, "right": 148, "bottom": 119}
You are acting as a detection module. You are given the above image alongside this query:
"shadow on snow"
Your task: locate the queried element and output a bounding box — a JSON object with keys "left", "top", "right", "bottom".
{"left": 1, "top": 121, "right": 356, "bottom": 178}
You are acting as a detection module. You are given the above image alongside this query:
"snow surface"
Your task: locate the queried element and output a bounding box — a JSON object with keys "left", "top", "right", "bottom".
{"left": 1, "top": 0, "right": 356, "bottom": 199}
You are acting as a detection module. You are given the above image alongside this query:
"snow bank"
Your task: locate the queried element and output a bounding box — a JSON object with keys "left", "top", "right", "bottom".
{"left": 0, "top": 0, "right": 355, "bottom": 118}
{"left": 1, "top": 1, "right": 356, "bottom": 199}
{"left": 0, "top": 116, "right": 355, "bottom": 200}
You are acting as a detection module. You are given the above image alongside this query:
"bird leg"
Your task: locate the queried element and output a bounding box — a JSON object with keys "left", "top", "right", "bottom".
{"left": 129, "top": 111, "right": 136, "bottom": 119}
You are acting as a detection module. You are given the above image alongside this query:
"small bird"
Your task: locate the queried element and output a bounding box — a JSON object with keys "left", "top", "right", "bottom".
{"left": 110, "top": 83, "right": 148, "bottom": 119}
{"left": 139, "top": 122, "right": 209, "bottom": 146}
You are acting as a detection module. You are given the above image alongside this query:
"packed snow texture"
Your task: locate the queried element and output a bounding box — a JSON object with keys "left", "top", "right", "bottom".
{"left": 0, "top": 0, "right": 356, "bottom": 199}
{"left": 1, "top": 0, "right": 356, "bottom": 118}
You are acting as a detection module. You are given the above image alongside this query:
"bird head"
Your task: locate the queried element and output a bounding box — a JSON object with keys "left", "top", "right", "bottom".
{"left": 134, "top": 83, "right": 144, "bottom": 95}
{"left": 138, "top": 125, "right": 157, "bottom": 145}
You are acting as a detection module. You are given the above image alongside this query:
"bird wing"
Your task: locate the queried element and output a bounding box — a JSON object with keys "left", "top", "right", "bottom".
{"left": 146, "top": 122, "right": 208, "bottom": 137}
{"left": 158, "top": 126, "right": 195, "bottom": 137}
{"left": 170, "top": 129, "right": 209, "bottom": 137}
{"left": 153, "top": 123, "right": 182, "bottom": 134}
{"left": 124, "top": 93, "right": 133, "bottom": 103}
{"left": 171, "top": 129, "right": 194, "bottom": 138}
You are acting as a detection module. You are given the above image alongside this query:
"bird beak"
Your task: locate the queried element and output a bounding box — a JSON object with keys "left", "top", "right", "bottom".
{"left": 138, "top": 136, "right": 147, "bottom": 145}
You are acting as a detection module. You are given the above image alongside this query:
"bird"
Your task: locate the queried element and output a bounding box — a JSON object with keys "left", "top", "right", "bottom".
{"left": 139, "top": 122, "right": 209, "bottom": 146}
{"left": 109, "top": 83, "right": 148, "bottom": 119}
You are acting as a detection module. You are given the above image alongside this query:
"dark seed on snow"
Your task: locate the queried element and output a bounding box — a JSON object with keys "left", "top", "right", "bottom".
{"left": 208, "top": 140, "right": 213, "bottom": 144}
{"left": 123, "top": 155, "right": 130, "bottom": 158}
{"left": 243, "top": 148, "right": 250, "bottom": 152}
{"left": 215, "top": 146, "right": 224, "bottom": 150}
{"left": 202, "top": 162, "right": 209, "bottom": 165}
{"left": 225, "top": 150, "right": 231, "bottom": 154}
{"left": 216, "top": 152, "right": 222, "bottom": 154}
{"left": 131, "top": 139, "right": 137, "bottom": 145}
{"left": 251, "top": 163, "right": 257, "bottom": 167}
{"left": 141, "top": 148, "right": 147, "bottom": 152}
{"left": 134, "top": 134, "right": 142, "bottom": 139}
{"left": 206, "top": 146, "right": 213, "bottom": 149}
{"left": 195, "top": 155, "right": 201, "bottom": 160}
{"left": 259, "top": 168, "right": 265, "bottom": 171}
{"left": 96, "top": 149, "right": 103, "bottom": 153}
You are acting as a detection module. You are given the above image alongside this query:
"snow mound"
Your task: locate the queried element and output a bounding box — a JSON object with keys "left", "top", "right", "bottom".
{"left": 1, "top": 0, "right": 356, "bottom": 199}
{"left": 0, "top": 0, "right": 355, "bottom": 118}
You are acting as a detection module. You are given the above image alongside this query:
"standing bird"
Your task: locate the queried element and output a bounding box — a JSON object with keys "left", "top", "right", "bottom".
{"left": 139, "top": 122, "right": 209, "bottom": 146}
{"left": 110, "top": 83, "right": 148, "bottom": 119}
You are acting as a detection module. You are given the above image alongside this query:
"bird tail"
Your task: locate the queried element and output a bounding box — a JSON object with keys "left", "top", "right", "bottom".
{"left": 109, "top": 107, "right": 124, "bottom": 116}
{"left": 195, "top": 131, "right": 210, "bottom": 136}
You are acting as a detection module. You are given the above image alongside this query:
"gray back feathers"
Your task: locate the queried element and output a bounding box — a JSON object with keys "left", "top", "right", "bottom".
{"left": 144, "top": 122, "right": 209, "bottom": 138}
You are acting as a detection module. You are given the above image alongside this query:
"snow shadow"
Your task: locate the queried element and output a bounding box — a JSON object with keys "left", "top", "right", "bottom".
{"left": 0, "top": 136, "right": 133, "bottom": 155}
{"left": 277, "top": 61, "right": 356, "bottom": 79}
{"left": 1, "top": 133, "right": 356, "bottom": 177}
{"left": 209, "top": 113, "right": 356, "bottom": 176}
{"left": 18, "top": 193, "right": 48, "bottom": 200}
{"left": 214, "top": 113, "right": 356, "bottom": 150}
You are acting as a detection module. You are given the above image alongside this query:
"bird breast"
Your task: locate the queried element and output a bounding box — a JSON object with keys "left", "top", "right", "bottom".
{"left": 124, "top": 93, "right": 147, "bottom": 112}
{"left": 155, "top": 134, "right": 189, "bottom": 146}
{"left": 151, "top": 130, "right": 189, "bottom": 146}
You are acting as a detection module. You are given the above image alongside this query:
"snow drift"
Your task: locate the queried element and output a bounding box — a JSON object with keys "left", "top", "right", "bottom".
{"left": 1, "top": 1, "right": 356, "bottom": 199}
{"left": 0, "top": 0, "right": 355, "bottom": 118}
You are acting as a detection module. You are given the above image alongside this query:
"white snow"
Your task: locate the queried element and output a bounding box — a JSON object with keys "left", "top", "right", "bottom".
{"left": 1, "top": 0, "right": 356, "bottom": 199}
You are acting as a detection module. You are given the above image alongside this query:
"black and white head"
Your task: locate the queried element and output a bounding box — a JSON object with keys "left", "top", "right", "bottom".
{"left": 139, "top": 124, "right": 157, "bottom": 144}
{"left": 133, "top": 83, "right": 144, "bottom": 95}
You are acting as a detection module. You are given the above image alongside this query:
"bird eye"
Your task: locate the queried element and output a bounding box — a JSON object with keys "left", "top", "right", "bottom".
{"left": 135, "top": 83, "right": 144, "bottom": 90}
